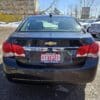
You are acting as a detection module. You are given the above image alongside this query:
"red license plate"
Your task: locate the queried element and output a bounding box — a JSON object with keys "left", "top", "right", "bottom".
{"left": 41, "top": 53, "right": 61, "bottom": 63}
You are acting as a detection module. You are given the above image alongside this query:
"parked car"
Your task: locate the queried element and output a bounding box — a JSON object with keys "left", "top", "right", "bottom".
{"left": 79, "top": 19, "right": 95, "bottom": 29}
{"left": 2, "top": 15, "right": 99, "bottom": 84}
{"left": 88, "top": 21, "right": 100, "bottom": 38}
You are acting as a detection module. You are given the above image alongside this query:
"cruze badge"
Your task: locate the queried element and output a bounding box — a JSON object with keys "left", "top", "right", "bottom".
{"left": 45, "top": 41, "right": 57, "bottom": 46}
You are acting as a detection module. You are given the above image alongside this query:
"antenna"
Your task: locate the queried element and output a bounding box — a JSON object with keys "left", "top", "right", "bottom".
{"left": 49, "top": 13, "right": 52, "bottom": 17}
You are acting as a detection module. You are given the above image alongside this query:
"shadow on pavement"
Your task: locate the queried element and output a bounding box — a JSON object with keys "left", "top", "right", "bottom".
{"left": 0, "top": 62, "right": 86, "bottom": 100}
{"left": 5, "top": 83, "right": 85, "bottom": 100}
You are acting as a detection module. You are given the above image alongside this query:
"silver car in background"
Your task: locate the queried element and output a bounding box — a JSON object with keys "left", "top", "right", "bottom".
{"left": 88, "top": 21, "right": 100, "bottom": 38}
{"left": 79, "top": 19, "right": 95, "bottom": 29}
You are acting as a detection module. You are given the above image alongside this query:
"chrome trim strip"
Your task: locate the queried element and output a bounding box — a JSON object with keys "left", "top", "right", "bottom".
{"left": 23, "top": 47, "right": 79, "bottom": 51}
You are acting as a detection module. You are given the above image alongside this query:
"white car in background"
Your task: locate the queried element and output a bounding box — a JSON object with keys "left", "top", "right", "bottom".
{"left": 79, "top": 19, "right": 95, "bottom": 29}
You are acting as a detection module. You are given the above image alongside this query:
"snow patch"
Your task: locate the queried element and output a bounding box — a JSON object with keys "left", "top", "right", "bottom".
{"left": 0, "top": 21, "right": 21, "bottom": 28}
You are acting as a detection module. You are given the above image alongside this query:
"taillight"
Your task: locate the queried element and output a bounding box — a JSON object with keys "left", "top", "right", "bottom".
{"left": 2, "top": 42, "right": 25, "bottom": 57}
{"left": 12, "top": 44, "right": 25, "bottom": 57}
{"left": 76, "top": 42, "right": 99, "bottom": 58}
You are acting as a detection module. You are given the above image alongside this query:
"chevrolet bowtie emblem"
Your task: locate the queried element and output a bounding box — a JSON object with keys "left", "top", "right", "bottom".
{"left": 45, "top": 41, "right": 57, "bottom": 46}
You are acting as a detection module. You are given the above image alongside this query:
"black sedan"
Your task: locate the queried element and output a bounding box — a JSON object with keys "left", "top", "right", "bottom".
{"left": 2, "top": 15, "right": 99, "bottom": 84}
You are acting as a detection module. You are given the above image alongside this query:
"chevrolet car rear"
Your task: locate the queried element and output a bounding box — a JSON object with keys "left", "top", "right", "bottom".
{"left": 2, "top": 15, "right": 99, "bottom": 84}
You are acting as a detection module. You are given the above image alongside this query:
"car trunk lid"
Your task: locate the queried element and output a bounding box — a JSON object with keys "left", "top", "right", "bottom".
{"left": 3, "top": 32, "right": 95, "bottom": 68}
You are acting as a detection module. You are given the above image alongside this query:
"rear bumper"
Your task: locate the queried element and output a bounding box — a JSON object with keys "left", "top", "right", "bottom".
{"left": 3, "top": 58, "right": 99, "bottom": 84}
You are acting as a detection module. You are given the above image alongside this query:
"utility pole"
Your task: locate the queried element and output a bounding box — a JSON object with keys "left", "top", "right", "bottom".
{"left": 33, "top": 0, "right": 39, "bottom": 15}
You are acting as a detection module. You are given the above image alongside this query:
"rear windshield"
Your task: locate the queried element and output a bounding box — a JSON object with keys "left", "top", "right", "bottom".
{"left": 19, "top": 16, "right": 81, "bottom": 32}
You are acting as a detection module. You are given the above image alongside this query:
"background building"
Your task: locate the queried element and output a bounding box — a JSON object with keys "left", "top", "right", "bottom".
{"left": 0, "top": 0, "right": 37, "bottom": 15}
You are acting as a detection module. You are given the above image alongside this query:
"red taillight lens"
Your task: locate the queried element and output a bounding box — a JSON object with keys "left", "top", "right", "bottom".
{"left": 3, "top": 42, "right": 12, "bottom": 53}
{"left": 12, "top": 44, "right": 25, "bottom": 56}
{"left": 2, "top": 42, "right": 25, "bottom": 57}
{"left": 89, "top": 43, "right": 99, "bottom": 54}
{"left": 76, "top": 42, "right": 99, "bottom": 58}
{"left": 76, "top": 45, "right": 89, "bottom": 56}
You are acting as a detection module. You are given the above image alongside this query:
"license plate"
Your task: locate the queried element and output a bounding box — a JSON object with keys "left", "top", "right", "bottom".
{"left": 41, "top": 53, "right": 61, "bottom": 63}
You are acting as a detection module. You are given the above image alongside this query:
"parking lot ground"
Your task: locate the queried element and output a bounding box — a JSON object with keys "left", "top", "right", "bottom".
{"left": 0, "top": 27, "right": 100, "bottom": 100}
